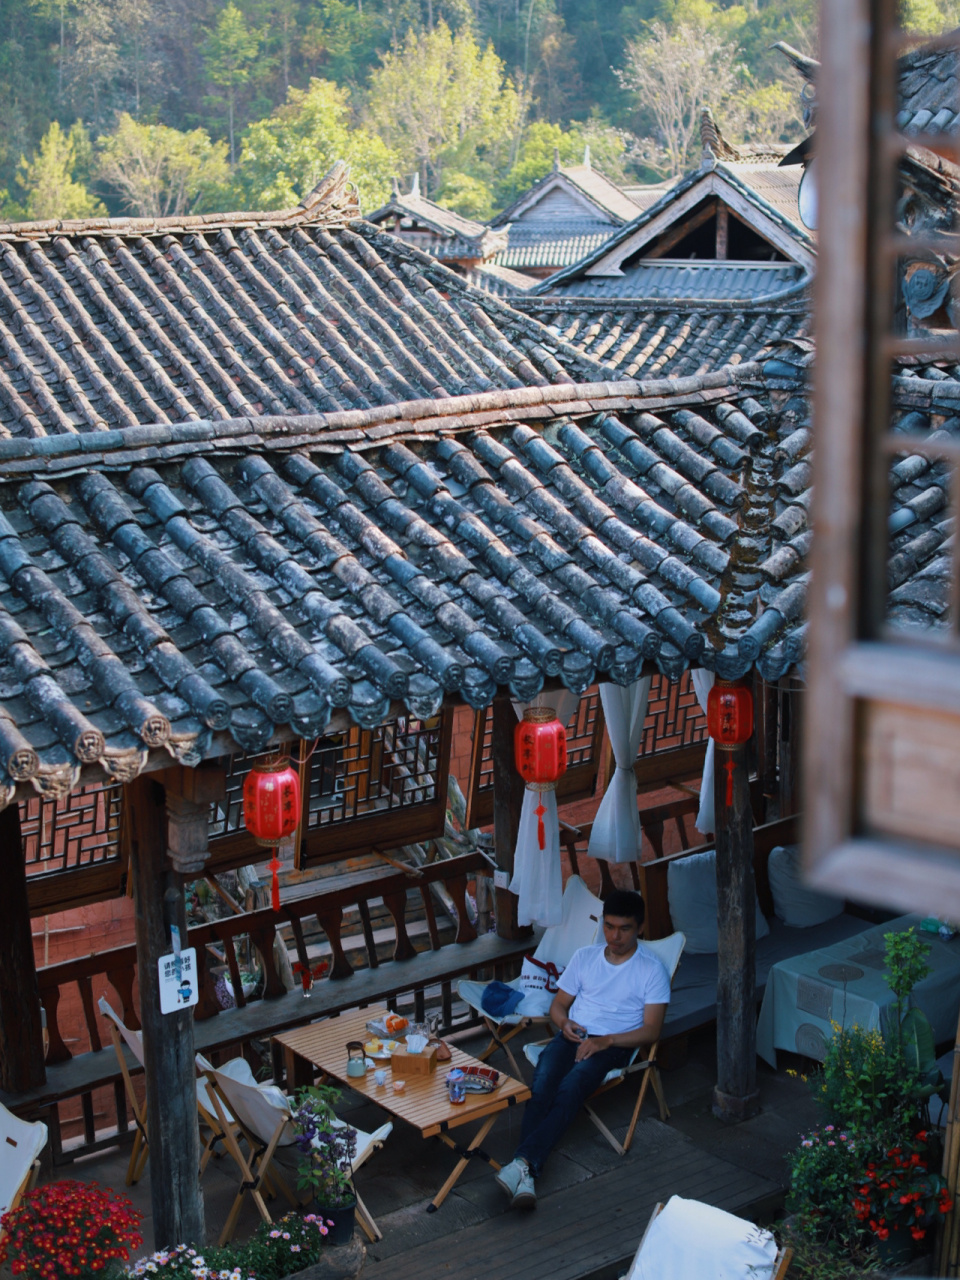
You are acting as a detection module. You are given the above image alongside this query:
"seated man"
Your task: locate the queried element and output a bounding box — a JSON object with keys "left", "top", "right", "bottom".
{"left": 495, "top": 888, "right": 669, "bottom": 1209}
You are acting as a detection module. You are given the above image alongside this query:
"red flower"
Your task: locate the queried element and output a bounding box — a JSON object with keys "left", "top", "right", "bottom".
{"left": 912, "top": 1227, "right": 927, "bottom": 1241}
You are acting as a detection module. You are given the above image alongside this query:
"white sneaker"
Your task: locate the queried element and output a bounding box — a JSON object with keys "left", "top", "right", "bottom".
{"left": 511, "top": 1163, "right": 537, "bottom": 1209}
{"left": 495, "top": 1157, "right": 526, "bottom": 1200}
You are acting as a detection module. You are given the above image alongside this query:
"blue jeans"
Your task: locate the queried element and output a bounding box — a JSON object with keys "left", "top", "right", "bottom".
{"left": 513, "top": 1034, "right": 630, "bottom": 1177}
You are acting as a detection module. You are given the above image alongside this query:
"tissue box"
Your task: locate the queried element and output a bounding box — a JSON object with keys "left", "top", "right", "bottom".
{"left": 391, "top": 1044, "right": 438, "bottom": 1077}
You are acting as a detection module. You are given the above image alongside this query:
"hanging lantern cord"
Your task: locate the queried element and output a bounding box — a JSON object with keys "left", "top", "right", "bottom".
{"left": 268, "top": 847, "right": 282, "bottom": 912}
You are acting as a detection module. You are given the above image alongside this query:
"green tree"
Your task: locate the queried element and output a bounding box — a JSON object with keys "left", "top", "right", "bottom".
{"left": 494, "top": 117, "right": 630, "bottom": 207}
{"left": 16, "top": 119, "right": 106, "bottom": 219}
{"left": 233, "top": 77, "right": 397, "bottom": 211}
{"left": 97, "top": 113, "right": 230, "bottom": 216}
{"left": 366, "top": 20, "right": 521, "bottom": 198}
{"left": 203, "top": 2, "right": 262, "bottom": 165}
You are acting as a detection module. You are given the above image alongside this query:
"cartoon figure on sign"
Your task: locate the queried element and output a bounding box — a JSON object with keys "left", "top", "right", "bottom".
{"left": 178, "top": 979, "right": 193, "bottom": 1005}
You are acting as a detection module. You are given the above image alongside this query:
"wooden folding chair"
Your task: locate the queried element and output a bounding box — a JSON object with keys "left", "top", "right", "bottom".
{"left": 98, "top": 997, "right": 150, "bottom": 1186}
{"left": 628, "top": 1199, "right": 792, "bottom": 1279}
{"left": 524, "top": 931, "right": 686, "bottom": 1156}
{"left": 0, "top": 1101, "right": 47, "bottom": 1237}
{"left": 458, "top": 875, "right": 602, "bottom": 1077}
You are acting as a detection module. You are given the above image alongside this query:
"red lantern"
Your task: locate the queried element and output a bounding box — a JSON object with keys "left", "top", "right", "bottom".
{"left": 706, "top": 682, "right": 754, "bottom": 807}
{"left": 243, "top": 757, "right": 301, "bottom": 911}
{"left": 515, "top": 709, "right": 567, "bottom": 850}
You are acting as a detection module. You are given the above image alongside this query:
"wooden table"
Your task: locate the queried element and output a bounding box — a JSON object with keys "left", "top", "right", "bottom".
{"left": 274, "top": 1008, "right": 530, "bottom": 1212}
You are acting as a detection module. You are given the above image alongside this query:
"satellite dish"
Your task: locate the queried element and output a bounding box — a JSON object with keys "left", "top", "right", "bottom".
{"left": 798, "top": 160, "right": 817, "bottom": 231}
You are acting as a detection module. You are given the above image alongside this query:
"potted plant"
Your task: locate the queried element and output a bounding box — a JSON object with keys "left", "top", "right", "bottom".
{"left": 853, "top": 1130, "right": 952, "bottom": 1265}
{"left": 291, "top": 1086, "right": 360, "bottom": 1247}
{"left": 0, "top": 1180, "right": 143, "bottom": 1279}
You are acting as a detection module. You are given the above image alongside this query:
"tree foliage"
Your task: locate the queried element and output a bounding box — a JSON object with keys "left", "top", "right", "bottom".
{"left": 12, "top": 119, "right": 105, "bottom": 220}
{"left": 97, "top": 114, "right": 229, "bottom": 216}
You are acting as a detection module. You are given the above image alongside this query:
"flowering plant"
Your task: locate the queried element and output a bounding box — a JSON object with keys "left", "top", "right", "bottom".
{"left": 818, "top": 1023, "right": 924, "bottom": 1138}
{"left": 853, "top": 1132, "right": 952, "bottom": 1245}
{"left": 291, "top": 1086, "right": 358, "bottom": 1207}
{"left": 0, "top": 1180, "right": 143, "bottom": 1279}
{"left": 788, "top": 1127, "right": 873, "bottom": 1252}
{"left": 125, "top": 1215, "right": 332, "bottom": 1279}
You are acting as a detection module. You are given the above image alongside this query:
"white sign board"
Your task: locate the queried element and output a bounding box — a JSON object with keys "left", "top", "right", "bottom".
{"left": 158, "top": 947, "right": 199, "bottom": 1015}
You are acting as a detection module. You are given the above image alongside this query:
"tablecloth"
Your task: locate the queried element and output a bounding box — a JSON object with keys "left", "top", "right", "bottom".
{"left": 756, "top": 914, "right": 960, "bottom": 1067}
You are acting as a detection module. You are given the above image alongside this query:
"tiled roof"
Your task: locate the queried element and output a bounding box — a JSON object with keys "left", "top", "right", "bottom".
{"left": 897, "top": 34, "right": 960, "bottom": 136}
{"left": 363, "top": 184, "right": 507, "bottom": 262}
{"left": 0, "top": 340, "right": 949, "bottom": 798}
{"left": 516, "top": 300, "right": 810, "bottom": 378}
{"left": 540, "top": 262, "right": 806, "bottom": 302}
{"left": 465, "top": 262, "right": 536, "bottom": 296}
{"left": 0, "top": 169, "right": 606, "bottom": 440}
{"left": 493, "top": 222, "right": 620, "bottom": 271}
{"left": 491, "top": 164, "right": 640, "bottom": 229}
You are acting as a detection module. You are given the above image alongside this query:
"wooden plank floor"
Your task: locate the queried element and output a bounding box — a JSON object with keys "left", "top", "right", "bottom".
{"left": 361, "top": 1118, "right": 778, "bottom": 1280}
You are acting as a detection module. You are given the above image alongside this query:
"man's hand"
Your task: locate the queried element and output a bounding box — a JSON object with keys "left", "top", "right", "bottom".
{"left": 561, "top": 1017, "right": 588, "bottom": 1044}
{"left": 575, "top": 1033, "right": 611, "bottom": 1062}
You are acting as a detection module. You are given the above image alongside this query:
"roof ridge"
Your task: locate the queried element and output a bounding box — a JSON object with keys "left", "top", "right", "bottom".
{"left": 0, "top": 159, "right": 360, "bottom": 241}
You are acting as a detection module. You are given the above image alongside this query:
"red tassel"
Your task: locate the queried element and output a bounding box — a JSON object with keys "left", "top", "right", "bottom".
{"left": 724, "top": 757, "right": 735, "bottom": 807}
{"left": 268, "top": 849, "right": 282, "bottom": 912}
{"left": 536, "top": 801, "right": 546, "bottom": 850}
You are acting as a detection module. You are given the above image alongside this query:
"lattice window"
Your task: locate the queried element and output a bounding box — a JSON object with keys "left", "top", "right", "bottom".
{"left": 21, "top": 784, "right": 123, "bottom": 878}
{"left": 641, "top": 672, "right": 708, "bottom": 755}
{"left": 208, "top": 713, "right": 452, "bottom": 868}
{"left": 466, "top": 689, "right": 605, "bottom": 828}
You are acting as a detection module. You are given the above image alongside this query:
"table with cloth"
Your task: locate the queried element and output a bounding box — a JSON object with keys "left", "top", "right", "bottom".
{"left": 756, "top": 913, "right": 960, "bottom": 1067}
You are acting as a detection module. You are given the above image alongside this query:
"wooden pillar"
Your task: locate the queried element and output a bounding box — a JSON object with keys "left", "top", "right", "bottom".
{"left": 0, "top": 802, "right": 46, "bottom": 1092}
{"left": 128, "top": 773, "right": 205, "bottom": 1250}
{"left": 712, "top": 681, "right": 760, "bottom": 1122}
{"left": 779, "top": 679, "right": 803, "bottom": 818}
{"left": 715, "top": 203, "right": 729, "bottom": 260}
{"left": 492, "top": 690, "right": 531, "bottom": 942}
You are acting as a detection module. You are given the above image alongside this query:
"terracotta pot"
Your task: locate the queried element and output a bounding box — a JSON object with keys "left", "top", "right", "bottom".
{"left": 282, "top": 1235, "right": 365, "bottom": 1280}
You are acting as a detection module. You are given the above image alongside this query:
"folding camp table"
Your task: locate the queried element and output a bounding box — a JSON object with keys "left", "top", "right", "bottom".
{"left": 274, "top": 1007, "right": 530, "bottom": 1211}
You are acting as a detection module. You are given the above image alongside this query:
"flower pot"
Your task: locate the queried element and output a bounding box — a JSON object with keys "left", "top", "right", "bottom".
{"left": 312, "top": 1197, "right": 357, "bottom": 1247}
{"left": 282, "top": 1236, "right": 365, "bottom": 1280}
{"left": 876, "top": 1227, "right": 916, "bottom": 1268}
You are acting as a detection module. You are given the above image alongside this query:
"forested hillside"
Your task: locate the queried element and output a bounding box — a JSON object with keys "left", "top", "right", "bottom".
{"left": 0, "top": 0, "right": 954, "bottom": 222}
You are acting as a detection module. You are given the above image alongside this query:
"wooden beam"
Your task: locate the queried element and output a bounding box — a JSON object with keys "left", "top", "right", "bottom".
{"left": 715, "top": 204, "right": 729, "bottom": 259}
{"left": 492, "top": 691, "right": 530, "bottom": 942}
{"left": 128, "top": 774, "right": 204, "bottom": 1250}
{"left": 778, "top": 680, "right": 803, "bottom": 819}
{"left": 0, "top": 803, "right": 46, "bottom": 1092}
{"left": 712, "top": 684, "right": 760, "bottom": 1122}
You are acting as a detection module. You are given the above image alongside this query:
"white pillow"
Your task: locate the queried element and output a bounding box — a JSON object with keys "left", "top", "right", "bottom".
{"left": 667, "top": 850, "right": 770, "bottom": 955}
{"left": 629, "top": 1196, "right": 779, "bottom": 1280}
{"left": 768, "top": 844, "right": 844, "bottom": 928}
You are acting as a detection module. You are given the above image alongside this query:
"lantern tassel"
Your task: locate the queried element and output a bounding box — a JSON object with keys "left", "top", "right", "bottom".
{"left": 724, "top": 757, "right": 735, "bottom": 807}
{"left": 535, "top": 799, "right": 546, "bottom": 851}
{"left": 268, "top": 849, "right": 282, "bottom": 912}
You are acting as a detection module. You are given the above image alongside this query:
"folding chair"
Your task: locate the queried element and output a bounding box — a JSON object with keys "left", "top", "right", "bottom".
{"left": 201, "top": 1061, "right": 391, "bottom": 1247}
{"left": 458, "top": 874, "right": 602, "bottom": 1077}
{"left": 0, "top": 1100, "right": 47, "bottom": 1236}
{"left": 627, "top": 1197, "right": 792, "bottom": 1280}
{"left": 523, "top": 931, "right": 686, "bottom": 1156}
{"left": 98, "top": 997, "right": 150, "bottom": 1186}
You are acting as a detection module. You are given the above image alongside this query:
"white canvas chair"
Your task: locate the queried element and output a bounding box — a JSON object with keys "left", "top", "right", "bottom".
{"left": 0, "top": 1100, "right": 47, "bottom": 1238}
{"left": 523, "top": 931, "right": 686, "bottom": 1156}
{"left": 458, "top": 874, "right": 603, "bottom": 1076}
{"left": 627, "top": 1197, "right": 792, "bottom": 1280}
{"left": 200, "top": 1059, "right": 391, "bottom": 1247}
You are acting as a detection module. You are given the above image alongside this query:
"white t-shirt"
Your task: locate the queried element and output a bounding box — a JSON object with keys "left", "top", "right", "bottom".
{"left": 558, "top": 942, "right": 671, "bottom": 1036}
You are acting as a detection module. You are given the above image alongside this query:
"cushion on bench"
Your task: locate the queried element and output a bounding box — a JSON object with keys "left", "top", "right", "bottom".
{"left": 667, "top": 850, "right": 769, "bottom": 954}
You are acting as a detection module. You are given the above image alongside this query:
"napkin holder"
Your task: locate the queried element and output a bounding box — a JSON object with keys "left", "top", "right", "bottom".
{"left": 391, "top": 1043, "right": 438, "bottom": 1078}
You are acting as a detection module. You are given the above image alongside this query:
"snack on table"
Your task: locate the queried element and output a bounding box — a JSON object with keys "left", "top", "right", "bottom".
{"left": 385, "top": 1014, "right": 408, "bottom": 1035}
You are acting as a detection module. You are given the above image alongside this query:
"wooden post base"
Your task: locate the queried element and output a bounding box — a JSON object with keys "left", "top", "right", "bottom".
{"left": 712, "top": 1086, "right": 761, "bottom": 1123}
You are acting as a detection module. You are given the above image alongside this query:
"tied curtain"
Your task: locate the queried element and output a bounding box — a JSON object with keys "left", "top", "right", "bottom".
{"left": 691, "top": 669, "right": 715, "bottom": 835}
{"left": 509, "top": 690, "right": 580, "bottom": 928}
{"left": 586, "top": 678, "right": 652, "bottom": 863}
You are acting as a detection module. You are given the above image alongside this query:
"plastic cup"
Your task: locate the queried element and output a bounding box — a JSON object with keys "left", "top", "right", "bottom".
{"left": 393, "top": 1079, "right": 406, "bottom": 1093}
{"left": 374, "top": 1069, "right": 387, "bottom": 1087}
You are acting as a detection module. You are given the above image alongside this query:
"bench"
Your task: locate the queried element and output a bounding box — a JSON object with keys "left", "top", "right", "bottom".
{"left": 2, "top": 850, "right": 536, "bottom": 1164}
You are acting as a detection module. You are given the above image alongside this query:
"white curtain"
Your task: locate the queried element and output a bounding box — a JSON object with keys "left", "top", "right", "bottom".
{"left": 509, "top": 690, "right": 579, "bottom": 928}
{"left": 691, "top": 669, "right": 715, "bottom": 834}
{"left": 587, "top": 678, "right": 652, "bottom": 863}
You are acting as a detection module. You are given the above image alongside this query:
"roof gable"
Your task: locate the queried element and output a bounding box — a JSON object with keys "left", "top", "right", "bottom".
{"left": 492, "top": 160, "right": 640, "bottom": 228}
{"left": 536, "top": 161, "right": 814, "bottom": 298}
